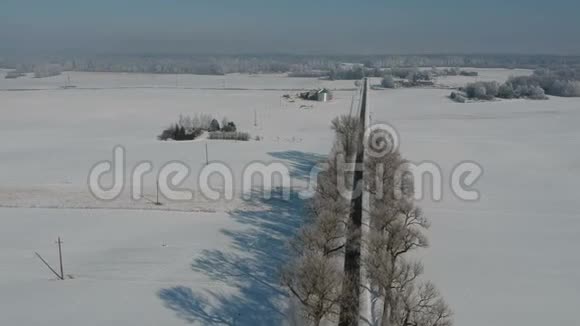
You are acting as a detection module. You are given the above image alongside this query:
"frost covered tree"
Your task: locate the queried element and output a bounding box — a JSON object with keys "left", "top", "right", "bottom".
{"left": 283, "top": 115, "right": 358, "bottom": 325}
{"left": 282, "top": 252, "right": 344, "bottom": 326}
{"left": 33, "top": 64, "right": 62, "bottom": 78}
{"left": 382, "top": 75, "right": 396, "bottom": 88}
{"left": 550, "top": 80, "right": 580, "bottom": 97}
{"left": 497, "top": 82, "right": 515, "bottom": 99}
{"left": 364, "top": 144, "right": 453, "bottom": 326}
{"left": 284, "top": 112, "right": 452, "bottom": 326}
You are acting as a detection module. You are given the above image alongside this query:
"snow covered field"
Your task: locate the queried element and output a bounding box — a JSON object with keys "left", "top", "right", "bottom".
{"left": 0, "top": 69, "right": 578, "bottom": 325}
{"left": 0, "top": 71, "right": 352, "bottom": 326}
{"left": 370, "top": 87, "right": 580, "bottom": 326}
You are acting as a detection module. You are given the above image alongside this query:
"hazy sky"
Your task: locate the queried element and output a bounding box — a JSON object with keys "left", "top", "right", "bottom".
{"left": 0, "top": 0, "right": 579, "bottom": 55}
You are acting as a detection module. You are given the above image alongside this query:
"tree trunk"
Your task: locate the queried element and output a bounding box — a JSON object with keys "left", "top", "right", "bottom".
{"left": 381, "top": 293, "right": 391, "bottom": 326}
{"left": 314, "top": 315, "right": 322, "bottom": 326}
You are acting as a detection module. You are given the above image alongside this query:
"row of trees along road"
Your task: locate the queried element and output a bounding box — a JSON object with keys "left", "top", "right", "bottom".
{"left": 282, "top": 80, "right": 452, "bottom": 326}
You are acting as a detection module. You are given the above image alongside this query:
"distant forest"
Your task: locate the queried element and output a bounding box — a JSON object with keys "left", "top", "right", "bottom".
{"left": 2, "top": 53, "right": 580, "bottom": 77}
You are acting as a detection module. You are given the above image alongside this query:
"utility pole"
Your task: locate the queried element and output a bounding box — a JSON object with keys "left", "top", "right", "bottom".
{"left": 57, "top": 237, "right": 64, "bottom": 280}
{"left": 254, "top": 109, "right": 258, "bottom": 127}
{"left": 205, "top": 143, "right": 209, "bottom": 165}
{"left": 155, "top": 177, "right": 162, "bottom": 206}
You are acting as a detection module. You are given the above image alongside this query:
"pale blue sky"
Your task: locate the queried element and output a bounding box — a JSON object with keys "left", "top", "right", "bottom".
{"left": 0, "top": 0, "right": 578, "bottom": 54}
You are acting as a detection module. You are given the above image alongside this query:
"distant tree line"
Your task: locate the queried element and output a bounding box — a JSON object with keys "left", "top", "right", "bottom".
{"left": 380, "top": 67, "right": 479, "bottom": 89}
{"left": 451, "top": 67, "right": 580, "bottom": 102}
{"left": 4, "top": 54, "right": 579, "bottom": 76}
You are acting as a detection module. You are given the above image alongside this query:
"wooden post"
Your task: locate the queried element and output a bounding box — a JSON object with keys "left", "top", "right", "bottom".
{"left": 57, "top": 237, "right": 64, "bottom": 280}
{"left": 205, "top": 143, "right": 209, "bottom": 165}
{"left": 254, "top": 109, "right": 258, "bottom": 127}
{"left": 155, "top": 177, "right": 161, "bottom": 205}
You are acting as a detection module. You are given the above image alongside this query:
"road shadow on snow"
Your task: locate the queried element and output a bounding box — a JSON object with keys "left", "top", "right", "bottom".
{"left": 158, "top": 151, "right": 320, "bottom": 325}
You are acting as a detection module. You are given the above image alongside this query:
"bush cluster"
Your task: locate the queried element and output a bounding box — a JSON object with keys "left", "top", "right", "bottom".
{"left": 387, "top": 67, "right": 432, "bottom": 82}
{"left": 449, "top": 92, "right": 467, "bottom": 103}
{"left": 456, "top": 78, "right": 550, "bottom": 101}
{"left": 497, "top": 82, "right": 547, "bottom": 100}
{"left": 158, "top": 114, "right": 240, "bottom": 141}
{"left": 430, "top": 67, "right": 479, "bottom": 77}
{"left": 380, "top": 68, "right": 434, "bottom": 88}
{"left": 208, "top": 131, "right": 250, "bottom": 141}
{"left": 460, "top": 70, "right": 479, "bottom": 77}
{"left": 505, "top": 69, "right": 580, "bottom": 97}
{"left": 463, "top": 81, "right": 499, "bottom": 100}
{"left": 158, "top": 124, "right": 204, "bottom": 141}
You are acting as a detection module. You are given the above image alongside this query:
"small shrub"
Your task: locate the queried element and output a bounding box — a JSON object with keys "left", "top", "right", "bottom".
{"left": 208, "top": 131, "right": 250, "bottom": 141}
{"left": 222, "top": 121, "right": 237, "bottom": 132}
{"left": 460, "top": 71, "right": 479, "bottom": 77}
{"left": 449, "top": 92, "right": 467, "bottom": 103}
{"left": 158, "top": 127, "right": 175, "bottom": 141}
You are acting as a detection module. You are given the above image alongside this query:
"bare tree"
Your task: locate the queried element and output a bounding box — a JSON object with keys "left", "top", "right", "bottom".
{"left": 331, "top": 115, "right": 360, "bottom": 160}
{"left": 284, "top": 112, "right": 452, "bottom": 326}
{"left": 364, "top": 145, "right": 452, "bottom": 326}
{"left": 365, "top": 199, "right": 430, "bottom": 326}
{"left": 291, "top": 209, "right": 346, "bottom": 258}
{"left": 283, "top": 114, "right": 360, "bottom": 325}
{"left": 282, "top": 252, "right": 344, "bottom": 326}
{"left": 397, "top": 281, "right": 453, "bottom": 326}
